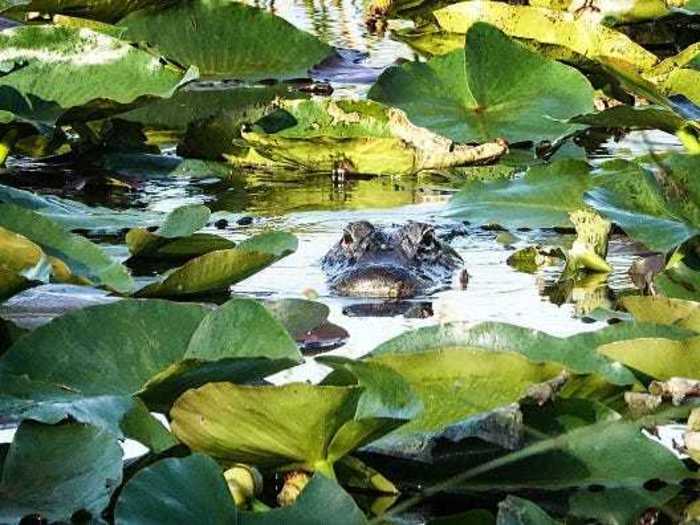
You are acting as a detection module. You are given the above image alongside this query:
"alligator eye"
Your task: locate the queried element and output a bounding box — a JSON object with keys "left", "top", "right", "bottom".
{"left": 419, "top": 231, "right": 436, "bottom": 250}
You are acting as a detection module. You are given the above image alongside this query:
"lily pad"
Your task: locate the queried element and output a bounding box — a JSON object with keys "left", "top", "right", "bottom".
{"left": 0, "top": 421, "right": 123, "bottom": 523}
{"left": 136, "top": 231, "right": 297, "bottom": 298}
{"left": 171, "top": 358, "right": 420, "bottom": 476}
{"left": 353, "top": 348, "right": 562, "bottom": 446}
{"left": 598, "top": 336, "right": 700, "bottom": 380}
{"left": 264, "top": 298, "right": 330, "bottom": 340}
{"left": 115, "top": 455, "right": 367, "bottom": 525}
{"left": 497, "top": 496, "right": 559, "bottom": 525}
{"left": 0, "top": 0, "right": 176, "bottom": 22}
{"left": 114, "top": 454, "right": 237, "bottom": 525}
{"left": 0, "top": 24, "right": 197, "bottom": 125}
{"left": 623, "top": 296, "right": 700, "bottom": 333}
{"left": 370, "top": 321, "right": 696, "bottom": 385}
{"left": 432, "top": 2, "right": 659, "bottom": 71}
{"left": 368, "top": 22, "right": 594, "bottom": 143}
{"left": 570, "top": 105, "right": 688, "bottom": 134}
{"left": 463, "top": 416, "right": 692, "bottom": 490}
{"left": 0, "top": 203, "right": 134, "bottom": 294}
{"left": 448, "top": 160, "right": 592, "bottom": 228}
{"left": 0, "top": 183, "right": 157, "bottom": 232}
{"left": 585, "top": 155, "right": 700, "bottom": 252}
{"left": 118, "top": 0, "right": 333, "bottom": 81}
{"left": 126, "top": 204, "right": 234, "bottom": 261}
{"left": 0, "top": 298, "right": 302, "bottom": 433}
{"left": 235, "top": 99, "right": 507, "bottom": 176}
{"left": 241, "top": 474, "right": 368, "bottom": 525}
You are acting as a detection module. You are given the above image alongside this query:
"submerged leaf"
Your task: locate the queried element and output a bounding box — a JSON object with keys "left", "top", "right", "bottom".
{"left": 369, "top": 22, "right": 594, "bottom": 143}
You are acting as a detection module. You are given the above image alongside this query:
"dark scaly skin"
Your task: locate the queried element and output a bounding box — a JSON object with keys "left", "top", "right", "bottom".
{"left": 321, "top": 221, "right": 464, "bottom": 298}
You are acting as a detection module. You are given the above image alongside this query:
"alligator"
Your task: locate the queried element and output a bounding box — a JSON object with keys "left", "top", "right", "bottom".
{"left": 321, "top": 221, "right": 466, "bottom": 298}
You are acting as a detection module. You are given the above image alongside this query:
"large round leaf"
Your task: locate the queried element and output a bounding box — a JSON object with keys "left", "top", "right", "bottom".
{"left": 368, "top": 22, "right": 594, "bottom": 143}
{"left": 448, "top": 160, "right": 591, "bottom": 228}
{"left": 0, "top": 421, "right": 123, "bottom": 522}
{"left": 114, "top": 454, "right": 237, "bottom": 525}
{"left": 0, "top": 25, "right": 197, "bottom": 124}
{"left": 598, "top": 336, "right": 700, "bottom": 380}
{"left": 118, "top": 0, "right": 333, "bottom": 80}
{"left": 0, "top": 203, "right": 134, "bottom": 294}
{"left": 432, "top": 1, "right": 659, "bottom": 70}
{"left": 623, "top": 296, "right": 700, "bottom": 333}
{"left": 370, "top": 320, "right": 695, "bottom": 385}
{"left": 585, "top": 155, "right": 700, "bottom": 252}
{"left": 171, "top": 359, "right": 420, "bottom": 475}
{"left": 362, "top": 348, "right": 562, "bottom": 439}
{"left": 114, "top": 455, "right": 366, "bottom": 525}
{"left": 0, "top": 298, "right": 302, "bottom": 433}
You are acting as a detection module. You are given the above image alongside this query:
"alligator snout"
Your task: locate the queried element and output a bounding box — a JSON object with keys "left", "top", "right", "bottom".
{"left": 321, "top": 221, "right": 463, "bottom": 299}
{"left": 330, "top": 265, "right": 419, "bottom": 298}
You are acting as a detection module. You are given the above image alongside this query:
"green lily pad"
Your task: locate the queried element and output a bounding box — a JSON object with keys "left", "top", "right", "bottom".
{"left": 114, "top": 454, "right": 237, "bottom": 525}
{"left": 0, "top": 203, "right": 134, "bottom": 294}
{"left": 118, "top": 0, "right": 333, "bottom": 81}
{"left": 156, "top": 204, "right": 210, "bottom": 238}
{"left": 598, "top": 336, "right": 700, "bottom": 380}
{"left": 114, "top": 455, "right": 367, "bottom": 525}
{"left": 171, "top": 358, "right": 420, "bottom": 476}
{"left": 0, "top": 421, "right": 122, "bottom": 522}
{"left": 463, "top": 416, "right": 692, "bottom": 490}
{"left": 136, "top": 231, "right": 297, "bottom": 298}
{"left": 368, "top": 22, "right": 594, "bottom": 143}
{"left": 127, "top": 230, "right": 236, "bottom": 261}
{"left": 125, "top": 204, "right": 234, "bottom": 261}
{"left": 241, "top": 474, "right": 368, "bottom": 525}
{"left": 570, "top": 105, "right": 688, "bottom": 134}
{"left": 370, "top": 321, "right": 696, "bottom": 385}
{"left": 0, "top": 298, "right": 302, "bottom": 433}
{"left": 354, "top": 348, "right": 562, "bottom": 446}
{"left": 447, "top": 160, "right": 592, "bottom": 228}
{"left": 585, "top": 155, "right": 700, "bottom": 252}
{"left": 120, "top": 83, "right": 300, "bottom": 135}
{"left": 568, "top": 486, "right": 680, "bottom": 525}
{"left": 656, "top": 257, "right": 700, "bottom": 301}
{"left": 264, "top": 298, "right": 330, "bottom": 340}
{"left": 623, "top": 296, "right": 700, "bottom": 333}
{"left": 0, "top": 25, "right": 197, "bottom": 125}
